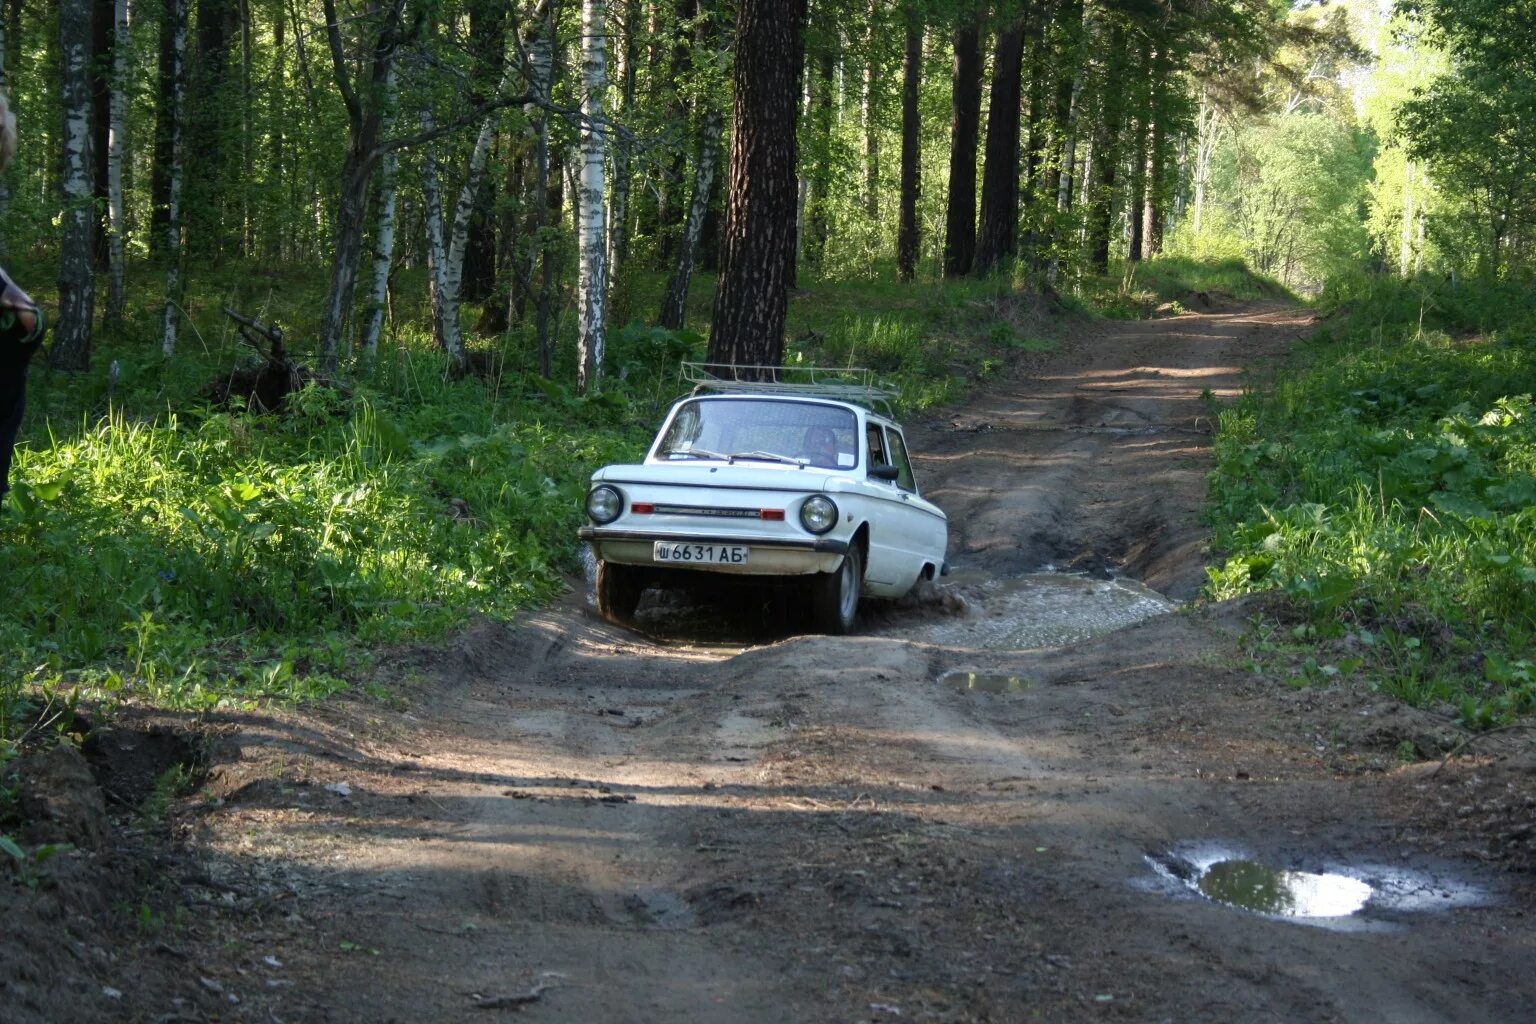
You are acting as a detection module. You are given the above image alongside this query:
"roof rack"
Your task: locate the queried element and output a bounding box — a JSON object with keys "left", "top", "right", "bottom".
{"left": 679, "top": 362, "right": 897, "bottom": 415}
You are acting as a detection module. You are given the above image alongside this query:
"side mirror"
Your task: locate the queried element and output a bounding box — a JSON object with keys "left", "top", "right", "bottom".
{"left": 869, "top": 464, "right": 899, "bottom": 482}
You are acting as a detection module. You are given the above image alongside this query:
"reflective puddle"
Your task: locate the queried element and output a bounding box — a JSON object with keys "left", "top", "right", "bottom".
{"left": 1197, "top": 860, "right": 1372, "bottom": 917}
{"left": 900, "top": 573, "right": 1178, "bottom": 650}
{"left": 939, "top": 671, "right": 1033, "bottom": 695}
{"left": 1146, "top": 843, "right": 1492, "bottom": 927}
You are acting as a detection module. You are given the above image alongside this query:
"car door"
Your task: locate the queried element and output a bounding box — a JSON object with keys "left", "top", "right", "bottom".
{"left": 877, "top": 427, "right": 946, "bottom": 588}
{"left": 860, "top": 422, "right": 942, "bottom": 588}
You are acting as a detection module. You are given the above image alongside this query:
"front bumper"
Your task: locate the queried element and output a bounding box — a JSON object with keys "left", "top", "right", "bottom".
{"left": 579, "top": 527, "right": 849, "bottom": 576}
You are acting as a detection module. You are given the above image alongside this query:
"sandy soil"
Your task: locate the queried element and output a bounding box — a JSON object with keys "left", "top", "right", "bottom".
{"left": 8, "top": 301, "right": 1535, "bottom": 1024}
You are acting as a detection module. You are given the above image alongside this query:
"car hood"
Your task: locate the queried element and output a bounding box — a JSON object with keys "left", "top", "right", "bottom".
{"left": 591, "top": 461, "right": 843, "bottom": 492}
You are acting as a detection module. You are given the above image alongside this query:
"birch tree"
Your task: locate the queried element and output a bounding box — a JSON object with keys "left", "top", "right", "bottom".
{"left": 659, "top": 106, "right": 721, "bottom": 330}
{"left": 575, "top": 0, "right": 608, "bottom": 395}
{"left": 106, "top": 0, "right": 130, "bottom": 324}
{"left": 161, "top": 0, "right": 188, "bottom": 358}
{"left": 362, "top": 66, "right": 399, "bottom": 362}
{"left": 52, "top": 0, "right": 97, "bottom": 371}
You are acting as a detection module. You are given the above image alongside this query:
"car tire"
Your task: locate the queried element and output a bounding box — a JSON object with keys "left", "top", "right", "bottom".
{"left": 810, "top": 544, "right": 862, "bottom": 635}
{"left": 595, "top": 561, "right": 645, "bottom": 624}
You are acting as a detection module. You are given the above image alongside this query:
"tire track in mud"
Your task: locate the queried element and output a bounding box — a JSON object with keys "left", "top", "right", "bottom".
{"left": 178, "top": 304, "right": 1536, "bottom": 1024}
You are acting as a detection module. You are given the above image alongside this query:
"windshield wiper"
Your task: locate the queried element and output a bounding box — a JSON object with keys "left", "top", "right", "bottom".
{"left": 728, "top": 450, "right": 804, "bottom": 466}
{"left": 669, "top": 447, "right": 732, "bottom": 460}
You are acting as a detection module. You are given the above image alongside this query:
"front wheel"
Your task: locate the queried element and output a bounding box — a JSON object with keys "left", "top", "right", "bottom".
{"left": 810, "top": 544, "right": 863, "bottom": 635}
{"left": 595, "top": 561, "right": 645, "bottom": 625}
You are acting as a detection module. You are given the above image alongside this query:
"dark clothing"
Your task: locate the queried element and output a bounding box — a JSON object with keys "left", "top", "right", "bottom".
{"left": 0, "top": 330, "right": 40, "bottom": 499}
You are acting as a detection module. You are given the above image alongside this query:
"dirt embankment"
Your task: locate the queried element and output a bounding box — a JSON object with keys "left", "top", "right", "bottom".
{"left": 6, "top": 302, "right": 1535, "bottom": 1024}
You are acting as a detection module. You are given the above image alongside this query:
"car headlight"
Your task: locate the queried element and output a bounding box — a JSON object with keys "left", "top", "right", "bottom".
{"left": 585, "top": 485, "right": 623, "bottom": 524}
{"left": 799, "top": 495, "right": 838, "bottom": 534}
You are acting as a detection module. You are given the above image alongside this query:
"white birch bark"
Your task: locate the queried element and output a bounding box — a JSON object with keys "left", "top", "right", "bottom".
{"left": 162, "top": 0, "right": 188, "bottom": 358}
{"left": 363, "top": 67, "right": 398, "bottom": 361}
{"left": 659, "top": 106, "right": 721, "bottom": 330}
{"left": 444, "top": 62, "right": 515, "bottom": 308}
{"left": 420, "top": 109, "right": 463, "bottom": 367}
{"left": 575, "top": 0, "right": 608, "bottom": 395}
{"left": 1193, "top": 85, "right": 1219, "bottom": 236}
{"left": 107, "top": 0, "right": 130, "bottom": 324}
{"left": 54, "top": 0, "right": 97, "bottom": 370}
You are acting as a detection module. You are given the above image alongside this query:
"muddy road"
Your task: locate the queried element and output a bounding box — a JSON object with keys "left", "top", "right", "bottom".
{"left": 46, "top": 302, "right": 1536, "bottom": 1023}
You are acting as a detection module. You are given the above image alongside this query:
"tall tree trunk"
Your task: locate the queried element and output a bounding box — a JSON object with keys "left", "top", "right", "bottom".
{"left": 1146, "top": 103, "right": 1165, "bottom": 257}
{"left": 160, "top": 0, "right": 187, "bottom": 357}
{"left": 804, "top": 41, "right": 835, "bottom": 271}
{"left": 106, "top": 0, "right": 129, "bottom": 324}
{"left": 91, "top": 0, "right": 113, "bottom": 270}
{"left": 973, "top": 24, "right": 1024, "bottom": 276}
{"left": 420, "top": 111, "right": 462, "bottom": 367}
{"left": 654, "top": 0, "right": 695, "bottom": 266}
{"left": 606, "top": 0, "right": 639, "bottom": 300}
{"left": 54, "top": 0, "right": 98, "bottom": 371}
{"left": 576, "top": 0, "right": 608, "bottom": 394}
{"left": 531, "top": 12, "right": 560, "bottom": 379}
{"left": 707, "top": 0, "right": 807, "bottom": 371}
{"left": 0, "top": 6, "right": 9, "bottom": 242}
{"left": 659, "top": 106, "right": 721, "bottom": 330}
{"left": 317, "top": 0, "right": 405, "bottom": 371}
{"left": 462, "top": 0, "right": 507, "bottom": 302}
{"left": 896, "top": 20, "right": 920, "bottom": 283}
{"left": 1019, "top": 10, "right": 1050, "bottom": 271}
{"left": 1127, "top": 114, "right": 1147, "bottom": 262}
{"left": 362, "top": 66, "right": 398, "bottom": 362}
{"left": 268, "top": 6, "right": 286, "bottom": 260}
{"left": 860, "top": 0, "right": 880, "bottom": 220}
{"left": 943, "top": 22, "right": 981, "bottom": 278}
{"left": 151, "top": 0, "right": 179, "bottom": 258}
{"left": 188, "top": 0, "right": 237, "bottom": 258}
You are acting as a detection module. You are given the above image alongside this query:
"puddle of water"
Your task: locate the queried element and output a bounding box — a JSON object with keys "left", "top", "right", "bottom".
{"left": 1145, "top": 842, "right": 1492, "bottom": 928}
{"left": 939, "top": 671, "right": 1033, "bottom": 695}
{"left": 1197, "top": 860, "right": 1372, "bottom": 918}
{"left": 901, "top": 573, "right": 1178, "bottom": 650}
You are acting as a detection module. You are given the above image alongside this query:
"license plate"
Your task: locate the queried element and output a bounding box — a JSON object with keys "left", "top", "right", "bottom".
{"left": 652, "top": 542, "right": 750, "bottom": 565}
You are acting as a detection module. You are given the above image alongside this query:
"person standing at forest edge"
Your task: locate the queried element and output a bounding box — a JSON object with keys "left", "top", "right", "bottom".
{"left": 0, "top": 91, "right": 46, "bottom": 500}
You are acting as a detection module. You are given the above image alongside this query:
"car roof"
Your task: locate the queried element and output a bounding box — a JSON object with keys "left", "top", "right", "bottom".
{"left": 675, "top": 392, "right": 900, "bottom": 427}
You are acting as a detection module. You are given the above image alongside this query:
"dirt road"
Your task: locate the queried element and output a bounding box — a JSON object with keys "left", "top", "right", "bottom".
{"left": 25, "top": 302, "right": 1535, "bottom": 1023}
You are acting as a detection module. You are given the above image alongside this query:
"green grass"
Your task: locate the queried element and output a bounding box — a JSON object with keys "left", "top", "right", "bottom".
{"left": 1205, "top": 272, "right": 1536, "bottom": 725}
{"left": 0, "top": 256, "right": 1084, "bottom": 737}
{"left": 1075, "top": 255, "right": 1298, "bottom": 319}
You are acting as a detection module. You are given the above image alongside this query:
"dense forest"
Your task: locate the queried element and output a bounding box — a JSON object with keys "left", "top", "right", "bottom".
{"left": 0, "top": 0, "right": 1532, "bottom": 723}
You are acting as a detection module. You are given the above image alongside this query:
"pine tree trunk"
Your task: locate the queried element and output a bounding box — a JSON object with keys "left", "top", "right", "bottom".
{"left": 659, "top": 106, "right": 721, "bottom": 330}
{"left": 1019, "top": 11, "right": 1050, "bottom": 271}
{"left": 708, "top": 0, "right": 805, "bottom": 372}
{"left": 973, "top": 25, "right": 1024, "bottom": 276}
{"left": 576, "top": 0, "right": 609, "bottom": 395}
{"left": 896, "top": 21, "right": 921, "bottom": 283}
{"left": 943, "top": 23, "right": 981, "bottom": 278}
{"left": 106, "top": 0, "right": 129, "bottom": 325}
{"left": 1146, "top": 109, "right": 1165, "bottom": 258}
{"left": 1128, "top": 113, "right": 1147, "bottom": 262}
{"left": 160, "top": 0, "right": 187, "bottom": 357}
{"left": 54, "top": 0, "right": 98, "bottom": 371}
{"left": 151, "top": 0, "right": 179, "bottom": 259}
{"left": 655, "top": 0, "right": 695, "bottom": 266}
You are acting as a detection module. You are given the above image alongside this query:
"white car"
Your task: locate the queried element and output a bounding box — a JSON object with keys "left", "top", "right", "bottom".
{"left": 579, "top": 366, "right": 949, "bottom": 633}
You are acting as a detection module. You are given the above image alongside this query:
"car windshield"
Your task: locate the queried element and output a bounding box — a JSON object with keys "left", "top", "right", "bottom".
{"left": 655, "top": 398, "right": 860, "bottom": 470}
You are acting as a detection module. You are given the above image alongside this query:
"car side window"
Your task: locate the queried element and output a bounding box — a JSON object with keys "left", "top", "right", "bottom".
{"left": 865, "top": 423, "right": 888, "bottom": 477}
{"left": 886, "top": 428, "right": 916, "bottom": 492}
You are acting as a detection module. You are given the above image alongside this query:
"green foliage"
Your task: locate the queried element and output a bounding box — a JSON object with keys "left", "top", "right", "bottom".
{"left": 1206, "top": 274, "right": 1536, "bottom": 724}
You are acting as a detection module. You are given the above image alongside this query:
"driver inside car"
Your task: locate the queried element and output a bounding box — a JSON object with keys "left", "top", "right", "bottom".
{"left": 801, "top": 425, "right": 842, "bottom": 468}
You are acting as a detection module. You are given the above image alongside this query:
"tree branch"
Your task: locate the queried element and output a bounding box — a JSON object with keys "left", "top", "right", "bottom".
{"left": 321, "top": 0, "right": 360, "bottom": 125}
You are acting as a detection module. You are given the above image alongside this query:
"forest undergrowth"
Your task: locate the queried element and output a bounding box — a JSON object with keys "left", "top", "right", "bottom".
{"left": 1206, "top": 274, "right": 1536, "bottom": 726}
{"left": 0, "top": 256, "right": 1103, "bottom": 742}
